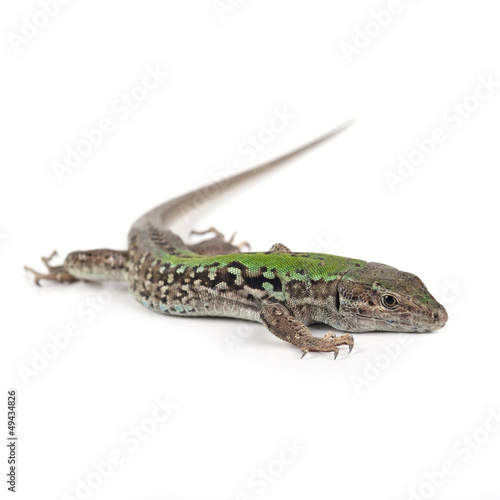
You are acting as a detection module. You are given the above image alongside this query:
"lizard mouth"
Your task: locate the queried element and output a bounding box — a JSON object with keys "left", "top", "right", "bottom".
{"left": 351, "top": 313, "right": 441, "bottom": 333}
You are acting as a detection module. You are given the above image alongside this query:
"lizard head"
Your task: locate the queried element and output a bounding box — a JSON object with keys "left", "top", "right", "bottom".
{"left": 336, "top": 262, "right": 448, "bottom": 333}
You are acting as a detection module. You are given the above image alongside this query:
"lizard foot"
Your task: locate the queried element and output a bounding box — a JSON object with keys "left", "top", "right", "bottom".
{"left": 324, "top": 332, "right": 354, "bottom": 353}
{"left": 301, "top": 333, "right": 354, "bottom": 359}
{"left": 24, "top": 250, "right": 78, "bottom": 286}
{"left": 190, "top": 226, "right": 225, "bottom": 239}
{"left": 188, "top": 227, "right": 250, "bottom": 255}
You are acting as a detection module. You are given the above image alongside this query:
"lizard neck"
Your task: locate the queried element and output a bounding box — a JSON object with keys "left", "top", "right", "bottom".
{"left": 284, "top": 274, "right": 346, "bottom": 328}
{"left": 275, "top": 253, "right": 367, "bottom": 327}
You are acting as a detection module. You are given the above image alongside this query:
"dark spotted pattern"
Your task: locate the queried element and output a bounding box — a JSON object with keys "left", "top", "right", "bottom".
{"left": 124, "top": 227, "right": 353, "bottom": 325}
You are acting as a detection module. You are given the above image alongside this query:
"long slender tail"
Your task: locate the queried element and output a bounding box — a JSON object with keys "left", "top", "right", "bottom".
{"left": 129, "top": 119, "right": 355, "bottom": 237}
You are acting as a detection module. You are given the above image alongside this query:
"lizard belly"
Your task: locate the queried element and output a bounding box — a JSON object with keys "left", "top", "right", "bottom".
{"left": 147, "top": 295, "right": 262, "bottom": 321}
{"left": 126, "top": 256, "right": 264, "bottom": 322}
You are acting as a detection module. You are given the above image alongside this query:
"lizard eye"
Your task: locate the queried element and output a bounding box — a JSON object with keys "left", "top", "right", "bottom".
{"left": 381, "top": 294, "right": 398, "bottom": 309}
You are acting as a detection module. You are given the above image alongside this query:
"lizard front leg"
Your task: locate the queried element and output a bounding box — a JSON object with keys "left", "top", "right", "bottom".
{"left": 260, "top": 303, "right": 354, "bottom": 358}
{"left": 268, "top": 243, "right": 291, "bottom": 252}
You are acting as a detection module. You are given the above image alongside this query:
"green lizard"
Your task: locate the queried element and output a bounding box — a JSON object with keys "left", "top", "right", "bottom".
{"left": 25, "top": 120, "right": 448, "bottom": 358}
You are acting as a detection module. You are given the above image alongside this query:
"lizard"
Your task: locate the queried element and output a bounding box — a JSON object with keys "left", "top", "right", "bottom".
{"left": 25, "top": 120, "right": 448, "bottom": 358}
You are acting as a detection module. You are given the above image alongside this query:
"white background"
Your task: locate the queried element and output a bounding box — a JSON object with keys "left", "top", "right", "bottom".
{"left": 2, "top": 1, "right": 500, "bottom": 499}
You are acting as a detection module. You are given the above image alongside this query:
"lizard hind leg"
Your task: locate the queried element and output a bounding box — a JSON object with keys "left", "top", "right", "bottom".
{"left": 260, "top": 303, "right": 354, "bottom": 358}
{"left": 24, "top": 250, "right": 78, "bottom": 286}
{"left": 25, "top": 249, "right": 128, "bottom": 285}
{"left": 187, "top": 226, "right": 250, "bottom": 256}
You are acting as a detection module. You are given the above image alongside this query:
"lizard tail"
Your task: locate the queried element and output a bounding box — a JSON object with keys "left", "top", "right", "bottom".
{"left": 129, "top": 118, "right": 355, "bottom": 236}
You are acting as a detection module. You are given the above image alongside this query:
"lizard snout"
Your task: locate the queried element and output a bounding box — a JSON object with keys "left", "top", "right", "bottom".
{"left": 431, "top": 304, "right": 448, "bottom": 329}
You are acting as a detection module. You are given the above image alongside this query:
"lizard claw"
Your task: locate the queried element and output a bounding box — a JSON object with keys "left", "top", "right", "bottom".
{"left": 228, "top": 232, "right": 251, "bottom": 251}
{"left": 237, "top": 240, "right": 251, "bottom": 251}
{"left": 24, "top": 265, "right": 44, "bottom": 286}
{"left": 42, "top": 250, "right": 58, "bottom": 267}
{"left": 346, "top": 334, "right": 354, "bottom": 354}
{"left": 322, "top": 331, "right": 354, "bottom": 357}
